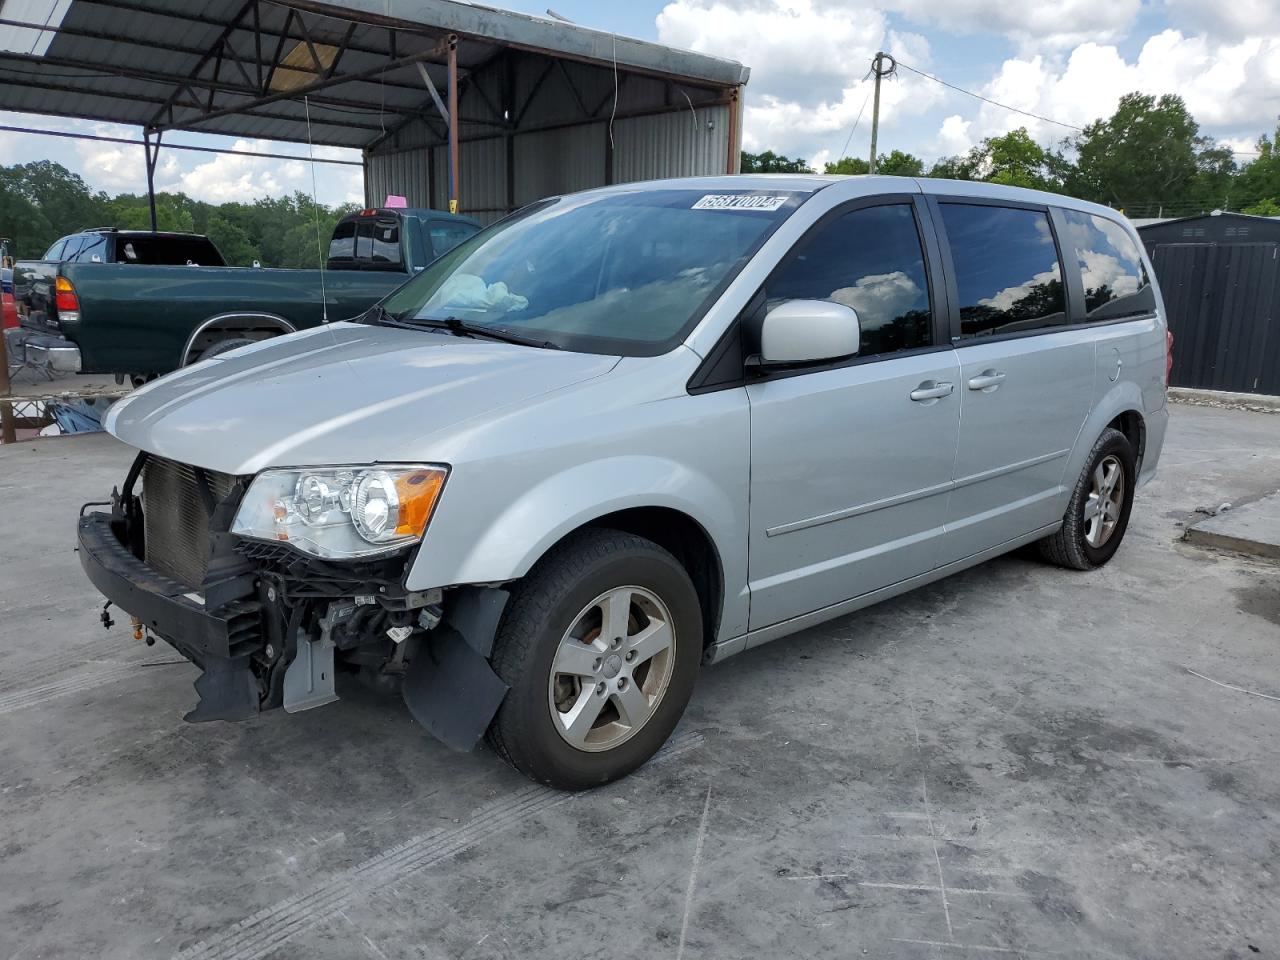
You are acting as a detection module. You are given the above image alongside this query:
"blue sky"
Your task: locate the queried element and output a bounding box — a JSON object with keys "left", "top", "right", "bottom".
{"left": 0, "top": 0, "right": 1276, "bottom": 207}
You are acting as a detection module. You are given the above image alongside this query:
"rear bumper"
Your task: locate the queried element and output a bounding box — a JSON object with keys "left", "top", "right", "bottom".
{"left": 77, "top": 511, "right": 253, "bottom": 670}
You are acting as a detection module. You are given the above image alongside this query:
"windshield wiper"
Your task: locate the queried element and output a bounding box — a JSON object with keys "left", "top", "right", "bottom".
{"left": 410, "top": 315, "right": 561, "bottom": 350}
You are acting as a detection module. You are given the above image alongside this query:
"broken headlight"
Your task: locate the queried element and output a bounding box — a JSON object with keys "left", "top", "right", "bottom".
{"left": 231, "top": 464, "right": 448, "bottom": 559}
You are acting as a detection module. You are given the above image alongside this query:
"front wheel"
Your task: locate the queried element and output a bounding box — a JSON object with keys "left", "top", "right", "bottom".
{"left": 486, "top": 528, "right": 703, "bottom": 790}
{"left": 1037, "top": 427, "right": 1136, "bottom": 570}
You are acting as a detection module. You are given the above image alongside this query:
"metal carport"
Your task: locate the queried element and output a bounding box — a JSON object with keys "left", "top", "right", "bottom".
{"left": 0, "top": 0, "right": 750, "bottom": 224}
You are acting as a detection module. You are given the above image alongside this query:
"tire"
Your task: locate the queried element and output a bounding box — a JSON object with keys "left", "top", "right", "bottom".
{"left": 196, "top": 337, "right": 257, "bottom": 362}
{"left": 1037, "top": 427, "right": 1136, "bottom": 570}
{"left": 486, "top": 528, "right": 703, "bottom": 790}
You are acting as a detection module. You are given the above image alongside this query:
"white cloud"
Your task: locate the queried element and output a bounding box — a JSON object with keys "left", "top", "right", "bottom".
{"left": 937, "top": 115, "right": 973, "bottom": 155}
{"left": 1159, "top": 0, "right": 1280, "bottom": 43}
{"left": 657, "top": 0, "right": 944, "bottom": 164}
{"left": 888, "top": 0, "right": 1141, "bottom": 49}
{"left": 943, "top": 31, "right": 1280, "bottom": 154}
{"left": 142, "top": 139, "right": 362, "bottom": 206}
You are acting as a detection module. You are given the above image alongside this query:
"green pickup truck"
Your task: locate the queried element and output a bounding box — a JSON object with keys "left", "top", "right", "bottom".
{"left": 13, "top": 207, "right": 480, "bottom": 380}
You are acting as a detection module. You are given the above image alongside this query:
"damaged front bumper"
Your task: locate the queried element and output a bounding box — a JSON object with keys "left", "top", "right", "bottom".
{"left": 78, "top": 469, "right": 509, "bottom": 750}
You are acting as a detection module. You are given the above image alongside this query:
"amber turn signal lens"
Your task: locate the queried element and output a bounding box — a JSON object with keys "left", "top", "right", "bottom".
{"left": 393, "top": 468, "right": 447, "bottom": 537}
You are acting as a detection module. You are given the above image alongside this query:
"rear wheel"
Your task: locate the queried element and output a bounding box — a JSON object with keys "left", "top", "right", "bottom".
{"left": 197, "top": 336, "right": 257, "bottom": 362}
{"left": 1037, "top": 427, "right": 1136, "bottom": 570}
{"left": 486, "top": 528, "right": 702, "bottom": 790}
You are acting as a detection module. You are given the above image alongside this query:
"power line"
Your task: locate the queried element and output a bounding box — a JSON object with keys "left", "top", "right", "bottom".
{"left": 892, "top": 58, "right": 1084, "bottom": 133}
{"left": 0, "top": 123, "right": 363, "bottom": 166}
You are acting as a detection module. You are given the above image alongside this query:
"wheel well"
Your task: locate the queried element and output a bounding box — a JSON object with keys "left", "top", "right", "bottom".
{"left": 1108, "top": 410, "right": 1146, "bottom": 472}
{"left": 580, "top": 507, "right": 724, "bottom": 651}
{"left": 182, "top": 313, "right": 295, "bottom": 366}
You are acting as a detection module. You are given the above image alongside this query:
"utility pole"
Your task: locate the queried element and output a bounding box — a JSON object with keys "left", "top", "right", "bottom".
{"left": 868, "top": 52, "right": 896, "bottom": 174}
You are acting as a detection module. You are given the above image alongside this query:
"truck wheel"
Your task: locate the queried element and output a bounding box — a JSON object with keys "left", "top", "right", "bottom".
{"left": 197, "top": 337, "right": 257, "bottom": 361}
{"left": 1037, "top": 427, "right": 1136, "bottom": 570}
{"left": 486, "top": 528, "right": 702, "bottom": 790}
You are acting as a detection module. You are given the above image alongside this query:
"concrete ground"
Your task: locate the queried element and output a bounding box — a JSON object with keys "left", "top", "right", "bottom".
{"left": 2, "top": 404, "right": 1279, "bottom": 960}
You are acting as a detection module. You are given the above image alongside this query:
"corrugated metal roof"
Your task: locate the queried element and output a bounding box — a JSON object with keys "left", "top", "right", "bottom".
{"left": 0, "top": 0, "right": 745, "bottom": 149}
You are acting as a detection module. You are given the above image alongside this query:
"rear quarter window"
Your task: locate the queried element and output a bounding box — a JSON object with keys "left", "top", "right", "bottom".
{"left": 1059, "top": 210, "right": 1156, "bottom": 321}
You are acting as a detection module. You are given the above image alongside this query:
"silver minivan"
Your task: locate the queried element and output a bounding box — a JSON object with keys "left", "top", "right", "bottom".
{"left": 80, "top": 175, "right": 1170, "bottom": 789}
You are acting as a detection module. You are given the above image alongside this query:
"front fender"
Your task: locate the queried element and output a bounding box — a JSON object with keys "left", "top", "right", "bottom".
{"left": 404, "top": 454, "right": 748, "bottom": 637}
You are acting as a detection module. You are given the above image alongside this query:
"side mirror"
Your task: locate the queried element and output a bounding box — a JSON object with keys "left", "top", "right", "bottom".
{"left": 758, "top": 299, "right": 860, "bottom": 366}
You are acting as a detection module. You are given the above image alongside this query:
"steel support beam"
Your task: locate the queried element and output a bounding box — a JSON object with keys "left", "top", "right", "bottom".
{"left": 447, "top": 34, "right": 459, "bottom": 213}
{"left": 143, "top": 128, "right": 162, "bottom": 232}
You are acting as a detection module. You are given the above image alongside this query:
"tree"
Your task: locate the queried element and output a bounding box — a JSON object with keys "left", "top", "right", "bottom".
{"left": 875, "top": 150, "right": 925, "bottom": 177}
{"left": 1242, "top": 198, "right": 1280, "bottom": 216}
{"left": 823, "top": 156, "right": 869, "bottom": 175}
{"left": 823, "top": 151, "right": 923, "bottom": 176}
{"left": 206, "top": 214, "right": 261, "bottom": 265}
{"left": 1236, "top": 130, "right": 1280, "bottom": 213}
{"left": 927, "top": 154, "right": 976, "bottom": 181}
{"left": 0, "top": 161, "right": 107, "bottom": 257}
{"left": 741, "top": 150, "right": 813, "bottom": 173}
{"left": 1068, "top": 93, "right": 1203, "bottom": 210}
{"left": 968, "top": 128, "right": 1064, "bottom": 191}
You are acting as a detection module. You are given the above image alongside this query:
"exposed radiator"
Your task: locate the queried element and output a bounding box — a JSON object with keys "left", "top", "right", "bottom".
{"left": 141, "top": 457, "right": 240, "bottom": 590}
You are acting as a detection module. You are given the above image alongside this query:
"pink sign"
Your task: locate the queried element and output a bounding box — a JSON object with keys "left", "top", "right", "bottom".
{"left": 384, "top": 194, "right": 408, "bottom": 209}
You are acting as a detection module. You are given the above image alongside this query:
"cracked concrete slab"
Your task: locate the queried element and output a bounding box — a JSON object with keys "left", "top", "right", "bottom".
{"left": 1185, "top": 490, "right": 1280, "bottom": 560}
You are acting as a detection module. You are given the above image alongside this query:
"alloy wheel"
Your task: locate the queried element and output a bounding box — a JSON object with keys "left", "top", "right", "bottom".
{"left": 547, "top": 586, "right": 676, "bottom": 752}
{"left": 1084, "top": 454, "right": 1125, "bottom": 548}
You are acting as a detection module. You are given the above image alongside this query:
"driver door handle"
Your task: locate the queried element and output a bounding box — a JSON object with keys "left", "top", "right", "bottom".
{"left": 967, "top": 370, "right": 1007, "bottom": 391}
{"left": 909, "top": 380, "right": 954, "bottom": 402}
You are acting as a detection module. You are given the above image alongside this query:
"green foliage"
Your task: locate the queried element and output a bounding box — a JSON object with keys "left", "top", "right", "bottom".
{"left": 0, "top": 161, "right": 359, "bottom": 264}
{"left": 1242, "top": 198, "right": 1280, "bottom": 216}
{"left": 824, "top": 156, "right": 870, "bottom": 175}
{"left": 206, "top": 214, "right": 260, "bottom": 266}
{"left": 741, "top": 150, "right": 813, "bottom": 174}
{"left": 1063, "top": 93, "right": 1238, "bottom": 216}
{"left": 823, "top": 151, "right": 923, "bottom": 176}
{"left": 875, "top": 150, "right": 925, "bottom": 177}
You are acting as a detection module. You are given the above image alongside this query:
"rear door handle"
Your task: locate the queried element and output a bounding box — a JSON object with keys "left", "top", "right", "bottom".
{"left": 967, "top": 370, "right": 1007, "bottom": 392}
{"left": 909, "top": 380, "right": 954, "bottom": 402}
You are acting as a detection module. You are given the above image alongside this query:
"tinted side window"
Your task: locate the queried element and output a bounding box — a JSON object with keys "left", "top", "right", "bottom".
{"left": 370, "top": 219, "right": 400, "bottom": 264}
{"left": 328, "top": 221, "right": 356, "bottom": 261}
{"left": 43, "top": 239, "right": 67, "bottom": 261}
{"left": 766, "top": 203, "right": 933, "bottom": 357}
{"left": 61, "top": 236, "right": 87, "bottom": 261}
{"left": 939, "top": 204, "right": 1066, "bottom": 339}
{"left": 1059, "top": 210, "right": 1155, "bottom": 321}
{"left": 74, "top": 235, "right": 107, "bottom": 263}
{"left": 428, "top": 221, "right": 477, "bottom": 260}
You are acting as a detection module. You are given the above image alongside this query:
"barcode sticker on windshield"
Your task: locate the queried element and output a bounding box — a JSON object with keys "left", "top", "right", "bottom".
{"left": 692, "top": 194, "right": 789, "bottom": 211}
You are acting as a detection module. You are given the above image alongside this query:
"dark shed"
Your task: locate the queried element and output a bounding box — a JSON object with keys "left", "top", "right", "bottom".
{"left": 1138, "top": 213, "right": 1280, "bottom": 395}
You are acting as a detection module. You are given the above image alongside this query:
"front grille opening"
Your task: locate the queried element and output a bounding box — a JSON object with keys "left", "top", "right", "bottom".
{"left": 141, "top": 457, "right": 240, "bottom": 590}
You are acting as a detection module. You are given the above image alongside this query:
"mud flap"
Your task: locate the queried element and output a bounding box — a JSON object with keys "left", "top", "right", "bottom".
{"left": 402, "top": 587, "right": 510, "bottom": 751}
{"left": 184, "top": 658, "right": 259, "bottom": 722}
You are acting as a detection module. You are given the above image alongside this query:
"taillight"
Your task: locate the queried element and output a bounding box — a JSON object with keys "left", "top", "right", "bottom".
{"left": 1165, "top": 329, "right": 1174, "bottom": 388}
{"left": 55, "top": 275, "right": 79, "bottom": 314}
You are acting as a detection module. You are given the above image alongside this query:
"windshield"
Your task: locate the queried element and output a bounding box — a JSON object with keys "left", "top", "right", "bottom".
{"left": 380, "top": 189, "right": 803, "bottom": 356}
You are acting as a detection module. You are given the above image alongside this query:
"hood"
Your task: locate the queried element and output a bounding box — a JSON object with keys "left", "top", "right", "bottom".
{"left": 105, "top": 322, "right": 620, "bottom": 474}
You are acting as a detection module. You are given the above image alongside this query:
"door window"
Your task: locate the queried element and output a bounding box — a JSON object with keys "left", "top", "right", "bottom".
{"left": 938, "top": 204, "right": 1066, "bottom": 339}
{"left": 766, "top": 203, "right": 933, "bottom": 357}
{"left": 1058, "top": 210, "right": 1156, "bottom": 321}
{"left": 73, "top": 234, "right": 107, "bottom": 262}
{"left": 427, "top": 220, "right": 477, "bottom": 259}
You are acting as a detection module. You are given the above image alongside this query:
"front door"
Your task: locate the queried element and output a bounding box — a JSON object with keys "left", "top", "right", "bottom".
{"left": 931, "top": 200, "right": 1095, "bottom": 561}
{"left": 747, "top": 199, "right": 960, "bottom": 631}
